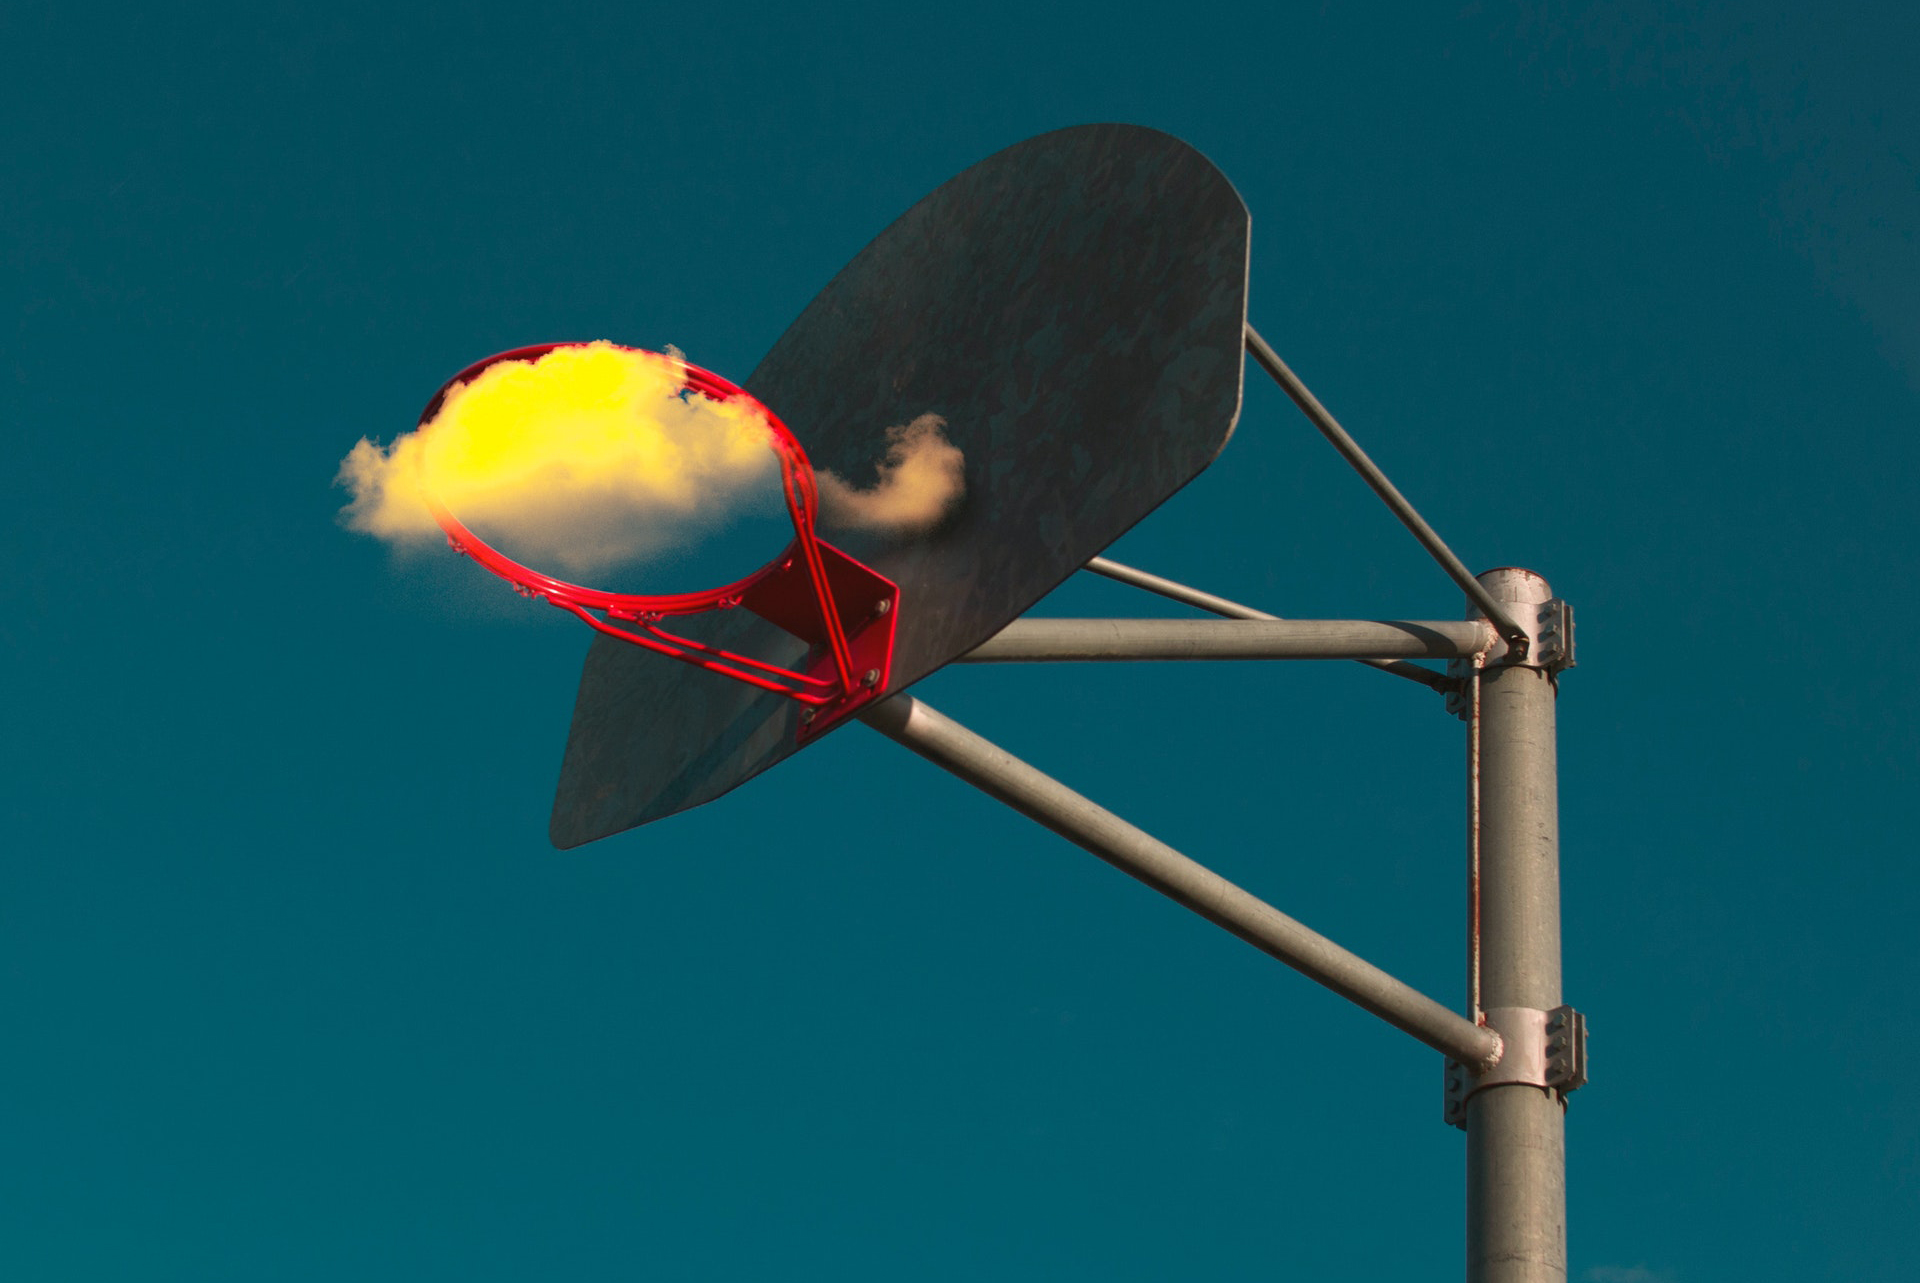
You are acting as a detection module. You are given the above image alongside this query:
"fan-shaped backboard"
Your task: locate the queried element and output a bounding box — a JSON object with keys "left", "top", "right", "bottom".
{"left": 550, "top": 124, "right": 1250, "bottom": 847}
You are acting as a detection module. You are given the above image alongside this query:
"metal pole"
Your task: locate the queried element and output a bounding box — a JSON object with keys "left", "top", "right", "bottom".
{"left": 1081, "top": 555, "right": 1458, "bottom": 692}
{"left": 957, "top": 617, "right": 1491, "bottom": 663}
{"left": 1242, "top": 326, "right": 1531, "bottom": 656}
{"left": 861, "top": 693, "right": 1503, "bottom": 1069}
{"left": 1466, "top": 568, "right": 1566, "bottom": 1283}
{"left": 1083, "top": 555, "right": 1279, "bottom": 619}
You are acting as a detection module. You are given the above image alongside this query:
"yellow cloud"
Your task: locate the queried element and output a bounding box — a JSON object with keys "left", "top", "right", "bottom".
{"left": 338, "top": 343, "right": 969, "bottom": 583}
{"left": 337, "top": 342, "right": 780, "bottom": 576}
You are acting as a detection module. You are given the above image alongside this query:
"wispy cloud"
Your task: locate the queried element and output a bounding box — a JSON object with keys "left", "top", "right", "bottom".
{"left": 815, "top": 413, "right": 966, "bottom": 536}
{"left": 1586, "top": 1266, "right": 1675, "bottom": 1283}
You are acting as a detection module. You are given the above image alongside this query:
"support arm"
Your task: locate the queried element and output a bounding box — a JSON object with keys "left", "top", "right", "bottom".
{"left": 959, "top": 617, "right": 1491, "bottom": 663}
{"left": 1083, "top": 556, "right": 1456, "bottom": 692}
{"left": 1243, "top": 326, "right": 1530, "bottom": 655}
{"left": 860, "top": 694, "right": 1503, "bottom": 1070}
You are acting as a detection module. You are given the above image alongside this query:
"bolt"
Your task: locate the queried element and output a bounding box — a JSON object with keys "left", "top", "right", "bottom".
{"left": 874, "top": 599, "right": 891, "bottom": 616}
{"left": 862, "top": 669, "right": 881, "bottom": 687}
{"left": 799, "top": 708, "right": 816, "bottom": 724}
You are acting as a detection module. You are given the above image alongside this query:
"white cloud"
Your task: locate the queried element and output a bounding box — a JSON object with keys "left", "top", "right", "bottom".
{"left": 815, "top": 413, "right": 965, "bottom": 536}
{"left": 1586, "top": 1265, "right": 1676, "bottom": 1283}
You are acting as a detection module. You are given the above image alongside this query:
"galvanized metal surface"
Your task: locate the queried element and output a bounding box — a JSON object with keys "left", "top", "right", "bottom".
{"left": 551, "top": 125, "right": 1251, "bottom": 847}
{"left": 1444, "top": 1007, "right": 1548, "bottom": 1131}
{"left": 1469, "top": 585, "right": 1577, "bottom": 673}
{"left": 860, "top": 693, "right": 1504, "bottom": 1070}
{"left": 1082, "top": 555, "right": 1457, "bottom": 691}
{"left": 1464, "top": 568, "right": 1569, "bottom": 1283}
{"left": 1468, "top": 1087, "right": 1567, "bottom": 1283}
{"left": 1444, "top": 1004, "right": 1585, "bottom": 1128}
{"left": 958, "top": 616, "right": 1491, "bottom": 662}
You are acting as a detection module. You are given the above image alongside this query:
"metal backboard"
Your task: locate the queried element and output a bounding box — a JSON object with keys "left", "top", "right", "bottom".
{"left": 550, "top": 124, "right": 1250, "bottom": 847}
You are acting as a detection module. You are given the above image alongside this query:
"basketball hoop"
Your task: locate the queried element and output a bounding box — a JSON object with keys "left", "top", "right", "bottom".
{"left": 420, "top": 343, "right": 899, "bottom": 738}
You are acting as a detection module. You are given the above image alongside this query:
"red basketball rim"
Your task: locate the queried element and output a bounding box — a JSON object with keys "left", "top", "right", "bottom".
{"left": 416, "top": 342, "right": 817, "bottom": 618}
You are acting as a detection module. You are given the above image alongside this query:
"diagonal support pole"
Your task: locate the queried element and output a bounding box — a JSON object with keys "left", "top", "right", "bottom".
{"left": 860, "top": 694, "right": 1503, "bottom": 1070}
{"left": 1242, "top": 326, "right": 1531, "bottom": 657}
{"left": 1083, "top": 555, "right": 1457, "bottom": 692}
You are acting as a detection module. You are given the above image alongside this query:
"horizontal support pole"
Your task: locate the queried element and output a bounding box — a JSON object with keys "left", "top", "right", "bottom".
{"left": 1083, "top": 556, "right": 1457, "bottom": 692}
{"left": 960, "top": 617, "right": 1492, "bottom": 663}
{"left": 860, "top": 694, "right": 1504, "bottom": 1070}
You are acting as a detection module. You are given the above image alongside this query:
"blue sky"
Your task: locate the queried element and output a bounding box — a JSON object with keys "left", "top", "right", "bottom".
{"left": 4, "top": 3, "right": 1916, "bottom": 1279}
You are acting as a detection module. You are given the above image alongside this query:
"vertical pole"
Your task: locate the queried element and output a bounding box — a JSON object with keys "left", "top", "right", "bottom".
{"left": 1466, "top": 568, "right": 1566, "bottom": 1283}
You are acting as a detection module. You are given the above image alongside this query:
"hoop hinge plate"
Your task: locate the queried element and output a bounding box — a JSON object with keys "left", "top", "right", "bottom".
{"left": 1443, "top": 1004, "right": 1587, "bottom": 1129}
{"left": 740, "top": 542, "right": 900, "bottom": 741}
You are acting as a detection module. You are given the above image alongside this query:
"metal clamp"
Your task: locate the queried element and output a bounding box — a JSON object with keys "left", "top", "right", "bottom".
{"left": 1445, "top": 596, "right": 1575, "bottom": 718}
{"left": 1536, "top": 599, "right": 1575, "bottom": 671}
{"left": 1444, "top": 1005, "right": 1587, "bottom": 1129}
{"left": 1458, "top": 596, "right": 1574, "bottom": 675}
{"left": 1473, "top": 597, "right": 1575, "bottom": 673}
